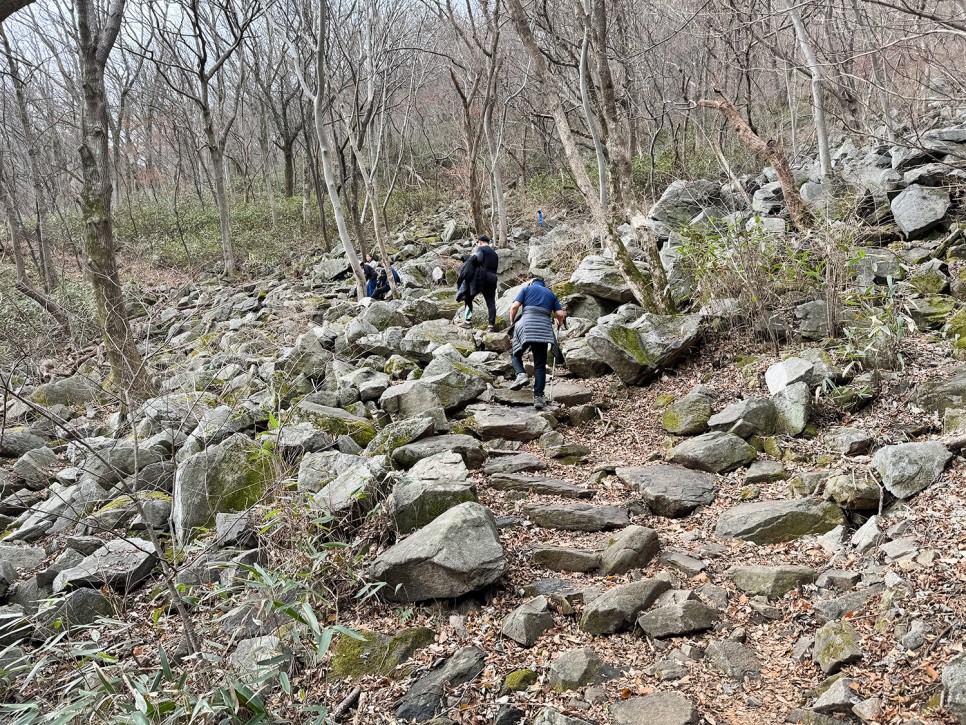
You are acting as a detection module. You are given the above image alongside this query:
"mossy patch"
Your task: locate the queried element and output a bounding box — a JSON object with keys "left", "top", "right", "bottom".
{"left": 96, "top": 491, "right": 172, "bottom": 514}
{"left": 329, "top": 626, "right": 435, "bottom": 680}
{"left": 501, "top": 668, "right": 537, "bottom": 694}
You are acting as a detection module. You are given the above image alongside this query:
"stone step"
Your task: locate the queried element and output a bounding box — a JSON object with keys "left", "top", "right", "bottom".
{"left": 489, "top": 474, "right": 594, "bottom": 499}
{"left": 523, "top": 503, "right": 628, "bottom": 531}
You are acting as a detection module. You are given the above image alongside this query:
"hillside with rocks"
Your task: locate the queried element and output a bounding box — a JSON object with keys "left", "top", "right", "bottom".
{"left": 4, "top": 121, "right": 966, "bottom": 725}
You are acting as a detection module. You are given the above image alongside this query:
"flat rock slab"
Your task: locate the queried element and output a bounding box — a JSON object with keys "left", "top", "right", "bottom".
{"left": 813, "top": 620, "right": 864, "bottom": 674}
{"left": 549, "top": 647, "right": 620, "bottom": 692}
{"left": 637, "top": 600, "right": 721, "bottom": 638}
{"left": 466, "top": 404, "right": 554, "bottom": 441}
{"left": 52, "top": 538, "right": 158, "bottom": 594}
{"left": 616, "top": 465, "right": 716, "bottom": 517}
{"left": 531, "top": 546, "right": 600, "bottom": 573}
{"left": 490, "top": 474, "right": 593, "bottom": 499}
{"left": 523, "top": 503, "right": 628, "bottom": 531}
{"left": 706, "top": 640, "right": 762, "bottom": 680}
{"left": 715, "top": 498, "right": 846, "bottom": 545}
{"left": 392, "top": 435, "right": 487, "bottom": 469}
{"left": 493, "top": 382, "right": 594, "bottom": 407}
{"left": 611, "top": 692, "right": 700, "bottom": 725}
{"left": 731, "top": 565, "right": 818, "bottom": 599}
{"left": 579, "top": 578, "right": 671, "bottom": 635}
{"left": 483, "top": 453, "right": 547, "bottom": 475}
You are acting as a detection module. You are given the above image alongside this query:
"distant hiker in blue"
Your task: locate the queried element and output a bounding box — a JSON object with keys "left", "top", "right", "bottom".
{"left": 508, "top": 277, "right": 565, "bottom": 410}
{"left": 371, "top": 263, "right": 400, "bottom": 301}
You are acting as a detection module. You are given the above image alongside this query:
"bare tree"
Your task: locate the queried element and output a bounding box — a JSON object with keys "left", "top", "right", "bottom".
{"left": 74, "top": 0, "right": 152, "bottom": 399}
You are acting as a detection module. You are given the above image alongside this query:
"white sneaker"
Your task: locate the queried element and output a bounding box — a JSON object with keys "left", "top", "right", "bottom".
{"left": 509, "top": 373, "right": 529, "bottom": 390}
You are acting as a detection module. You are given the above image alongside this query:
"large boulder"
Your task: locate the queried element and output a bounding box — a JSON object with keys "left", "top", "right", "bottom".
{"left": 52, "top": 538, "right": 158, "bottom": 594}
{"left": 391, "top": 477, "right": 478, "bottom": 534}
{"left": 707, "top": 398, "right": 777, "bottom": 438}
{"left": 172, "top": 433, "right": 272, "bottom": 541}
{"left": 369, "top": 502, "right": 506, "bottom": 602}
{"left": 569, "top": 256, "right": 633, "bottom": 303}
{"left": 647, "top": 179, "right": 723, "bottom": 239}
{"left": 34, "top": 588, "right": 113, "bottom": 640}
{"left": 587, "top": 313, "right": 701, "bottom": 385}
{"left": 380, "top": 369, "right": 486, "bottom": 418}
{"left": 616, "top": 465, "right": 716, "bottom": 518}
{"left": 310, "top": 461, "right": 385, "bottom": 520}
{"left": 914, "top": 368, "right": 966, "bottom": 415}
{"left": 599, "top": 525, "right": 660, "bottom": 574}
{"left": 399, "top": 320, "right": 476, "bottom": 361}
{"left": 890, "top": 184, "right": 951, "bottom": 239}
{"left": 364, "top": 417, "right": 435, "bottom": 458}
{"left": 669, "top": 432, "right": 756, "bottom": 473}
{"left": 288, "top": 402, "right": 377, "bottom": 447}
{"left": 0, "top": 430, "right": 47, "bottom": 459}
{"left": 715, "top": 499, "right": 846, "bottom": 544}
{"left": 662, "top": 388, "right": 713, "bottom": 435}
{"left": 871, "top": 441, "right": 951, "bottom": 498}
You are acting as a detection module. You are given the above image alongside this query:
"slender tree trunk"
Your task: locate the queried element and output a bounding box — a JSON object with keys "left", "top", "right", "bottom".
{"left": 1, "top": 27, "right": 57, "bottom": 292}
{"left": 75, "top": 0, "right": 152, "bottom": 400}
{"left": 483, "top": 102, "right": 508, "bottom": 248}
{"left": 784, "top": 0, "right": 832, "bottom": 177}
{"left": 283, "top": 137, "right": 296, "bottom": 197}
{"left": 201, "top": 100, "right": 235, "bottom": 276}
{"left": 699, "top": 94, "right": 811, "bottom": 230}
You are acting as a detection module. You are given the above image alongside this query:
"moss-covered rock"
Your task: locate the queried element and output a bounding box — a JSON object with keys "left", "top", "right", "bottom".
{"left": 329, "top": 626, "right": 435, "bottom": 680}
{"left": 501, "top": 668, "right": 537, "bottom": 694}
{"left": 289, "top": 401, "right": 377, "bottom": 447}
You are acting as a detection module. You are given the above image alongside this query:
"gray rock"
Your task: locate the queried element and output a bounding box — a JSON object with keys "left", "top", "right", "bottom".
{"left": 370, "top": 502, "right": 505, "bottom": 602}
{"left": 662, "top": 388, "right": 713, "bottom": 435}
{"left": 501, "top": 595, "right": 554, "bottom": 647}
{"left": 489, "top": 474, "right": 593, "bottom": 499}
{"left": 942, "top": 651, "right": 966, "bottom": 723}
{"left": 647, "top": 178, "right": 723, "bottom": 238}
{"left": 579, "top": 578, "right": 671, "bottom": 635}
{"left": 172, "top": 433, "right": 269, "bottom": 541}
{"left": 617, "top": 465, "right": 717, "bottom": 518}
{"left": 765, "top": 358, "right": 816, "bottom": 394}
{"left": 531, "top": 547, "right": 600, "bottom": 572}
{"left": 0, "top": 605, "right": 31, "bottom": 646}
{"left": 395, "top": 646, "right": 485, "bottom": 722}
{"left": 52, "top": 538, "right": 158, "bottom": 594}
{"left": 908, "top": 295, "right": 957, "bottom": 331}
{"left": 482, "top": 453, "right": 546, "bottom": 475}
{"left": 745, "top": 460, "right": 787, "bottom": 484}
{"left": 851, "top": 515, "right": 883, "bottom": 552}
{"left": 364, "top": 417, "right": 435, "bottom": 458}
{"left": 228, "top": 635, "right": 287, "bottom": 687}
{"left": 465, "top": 404, "right": 554, "bottom": 441}
{"left": 715, "top": 498, "right": 846, "bottom": 544}
{"left": 730, "top": 565, "right": 818, "bottom": 598}
{"left": 796, "top": 300, "right": 832, "bottom": 340}
{"left": 531, "top": 707, "right": 595, "bottom": 725}
{"left": 0, "top": 544, "right": 46, "bottom": 571}
{"left": 36, "top": 549, "right": 84, "bottom": 589}
{"left": 891, "top": 184, "right": 951, "bottom": 239}
{"left": 560, "top": 338, "right": 610, "bottom": 378}
{"left": 523, "top": 503, "right": 628, "bottom": 532}
{"left": 636, "top": 600, "right": 721, "bottom": 638}
{"left": 33, "top": 588, "right": 113, "bottom": 640}
{"left": 827, "top": 428, "right": 874, "bottom": 456}
{"left": 399, "top": 320, "right": 477, "bottom": 362}
{"left": 611, "top": 692, "right": 700, "bottom": 725}
{"left": 392, "top": 435, "right": 487, "bottom": 470}
{"left": 587, "top": 313, "right": 702, "bottom": 385}
{"left": 599, "top": 525, "right": 660, "bottom": 574}
{"left": 310, "top": 462, "right": 384, "bottom": 519}
{"left": 289, "top": 402, "right": 377, "bottom": 448}
{"left": 569, "top": 255, "right": 634, "bottom": 303}
{"left": 297, "top": 450, "right": 364, "bottom": 493}
{"left": 773, "top": 381, "right": 811, "bottom": 436}
{"left": 706, "top": 640, "right": 762, "bottom": 680}
{"left": 392, "top": 477, "right": 478, "bottom": 534}
{"left": 660, "top": 551, "right": 706, "bottom": 576}
{"left": 708, "top": 397, "right": 777, "bottom": 438}
{"left": 813, "top": 677, "right": 859, "bottom": 714}
{"left": 215, "top": 512, "right": 256, "bottom": 548}
{"left": 549, "top": 647, "right": 618, "bottom": 692}
{"left": 408, "top": 451, "right": 469, "bottom": 482}
{"left": 670, "top": 432, "right": 756, "bottom": 473}
{"left": 914, "top": 368, "right": 966, "bottom": 415}
{"left": 0, "top": 431, "right": 47, "bottom": 458}
{"left": 12, "top": 447, "right": 59, "bottom": 488}
{"left": 871, "top": 441, "right": 951, "bottom": 498}
{"left": 813, "top": 620, "right": 864, "bottom": 674}
{"left": 823, "top": 472, "right": 882, "bottom": 510}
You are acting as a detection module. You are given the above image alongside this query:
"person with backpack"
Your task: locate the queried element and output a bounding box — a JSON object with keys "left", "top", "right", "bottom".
{"left": 371, "top": 263, "right": 400, "bottom": 301}
{"left": 362, "top": 254, "right": 379, "bottom": 297}
{"left": 474, "top": 235, "right": 499, "bottom": 331}
{"left": 507, "top": 277, "right": 566, "bottom": 410}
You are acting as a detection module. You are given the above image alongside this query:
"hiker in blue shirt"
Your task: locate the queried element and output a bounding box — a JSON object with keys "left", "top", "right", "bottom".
{"left": 372, "top": 263, "right": 400, "bottom": 300}
{"left": 507, "top": 277, "right": 566, "bottom": 410}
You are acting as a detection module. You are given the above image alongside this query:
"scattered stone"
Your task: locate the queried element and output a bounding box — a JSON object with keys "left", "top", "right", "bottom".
{"left": 891, "top": 184, "right": 951, "bottom": 238}
{"left": 812, "top": 677, "right": 859, "bottom": 714}
{"left": 813, "top": 620, "right": 864, "bottom": 674}
{"left": 617, "top": 465, "right": 716, "bottom": 517}
{"left": 531, "top": 706, "right": 595, "bottom": 725}
{"left": 523, "top": 503, "right": 628, "bottom": 532}
{"left": 745, "top": 460, "right": 787, "bottom": 484}
{"left": 706, "top": 640, "right": 762, "bottom": 680}
{"left": 392, "top": 435, "right": 487, "bottom": 469}
{"left": 637, "top": 600, "right": 721, "bottom": 638}
{"left": 391, "top": 477, "right": 478, "bottom": 534}
{"left": 669, "top": 432, "right": 756, "bottom": 473}
{"left": 329, "top": 627, "right": 435, "bottom": 679}
{"left": 610, "top": 692, "right": 700, "bottom": 725}
{"left": 851, "top": 516, "right": 884, "bottom": 552}
{"left": 465, "top": 404, "right": 554, "bottom": 441}
{"left": 33, "top": 588, "right": 113, "bottom": 639}
{"left": 816, "top": 570, "right": 861, "bottom": 591}
{"left": 773, "top": 382, "right": 811, "bottom": 436}
{"left": 715, "top": 499, "right": 846, "bottom": 544}
{"left": 871, "top": 441, "right": 951, "bottom": 498}
{"left": 548, "top": 647, "right": 619, "bottom": 692}
{"left": 501, "top": 596, "right": 554, "bottom": 647}
{"left": 765, "top": 358, "right": 815, "bottom": 395}
{"left": 395, "top": 646, "right": 486, "bottom": 723}
{"left": 482, "top": 453, "right": 546, "bottom": 475}
{"left": 942, "top": 651, "right": 966, "bottom": 723}
{"left": 364, "top": 417, "right": 435, "bottom": 458}
{"left": 852, "top": 697, "right": 884, "bottom": 722}
{"left": 579, "top": 578, "right": 671, "bottom": 635}
{"left": 730, "top": 565, "right": 817, "bottom": 599}
{"left": 501, "top": 669, "right": 537, "bottom": 694}
{"left": 662, "top": 388, "right": 713, "bottom": 435}
{"left": 708, "top": 398, "right": 777, "bottom": 438}
{"left": 369, "top": 502, "right": 505, "bottom": 602}
{"left": 660, "top": 551, "right": 706, "bottom": 576}
{"left": 599, "top": 525, "right": 660, "bottom": 574}
{"left": 489, "top": 474, "right": 593, "bottom": 499}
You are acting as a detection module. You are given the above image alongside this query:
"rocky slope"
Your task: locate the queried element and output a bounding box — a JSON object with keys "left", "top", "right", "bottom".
{"left": 1, "top": 122, "right": 966, "bottom": 723}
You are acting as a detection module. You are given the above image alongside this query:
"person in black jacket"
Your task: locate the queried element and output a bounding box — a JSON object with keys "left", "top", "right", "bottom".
{"left": 473, "top": 235, "right": 499, "bottom": 331}
{"left": 372, "top": 263, "right": 400, "bottom": 300}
